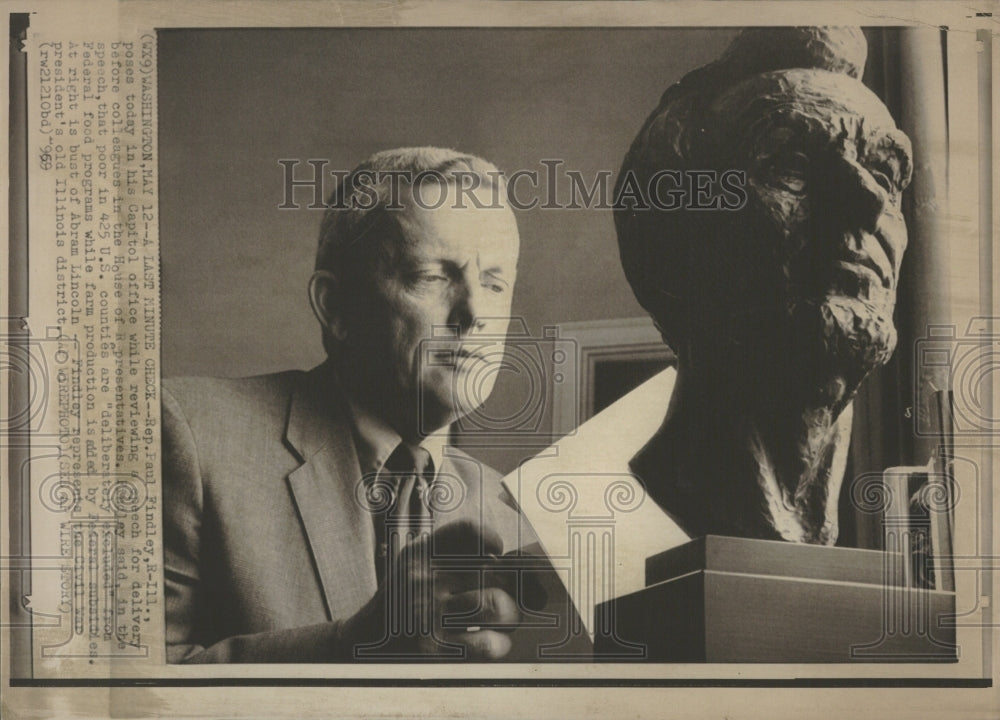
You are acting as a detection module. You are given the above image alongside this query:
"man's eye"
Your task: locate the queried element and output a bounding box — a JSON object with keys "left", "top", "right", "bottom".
{"left": 773, "top": 171, "right": 806, "bottom": 193}
{"left": 481, "top": 274, "right": 509, "bottom": 294}
{"left": 868, "top": 169, "right": 895, "bottom": 194}
{"left": 418, "top": 274, "right": 448, "bottom": 283}
{"left": 764, "top": 152, "right": 810, "bottom": 194}
{"left": 409, "top": 273, "right": 449, "bottom": 289}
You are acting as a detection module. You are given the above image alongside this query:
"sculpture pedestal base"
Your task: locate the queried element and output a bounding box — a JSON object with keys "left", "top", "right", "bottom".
{"left": 594, "top": 536, "right": 956, "bottom": 662}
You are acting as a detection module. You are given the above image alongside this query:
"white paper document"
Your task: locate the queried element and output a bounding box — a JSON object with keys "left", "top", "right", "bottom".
{"left": 502, "top": 368, "right": 690, "bottom": 636}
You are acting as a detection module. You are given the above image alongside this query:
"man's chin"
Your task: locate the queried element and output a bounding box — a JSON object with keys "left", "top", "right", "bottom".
{"left": 418, "top": 395, "right": 484, "bottom": 435}
{"left": 790, "top": 294, "right": 897, "bottom": 380}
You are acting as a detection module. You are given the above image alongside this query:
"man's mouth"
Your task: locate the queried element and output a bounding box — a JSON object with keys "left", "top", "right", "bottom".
{"left": 430, "top": 347, "right": 491, "bottom": 368}
{"left": 832, "top": 259, "right": 884, "bottom": 288}
{"left": 456, "top": 347, "right": 494, "bottom": 366}
{"left": 788, "top": 230, "right": 896, "bottom": 303}
{"left": 824, "top": 259, "right": 897, "bottom": 305}
{"left": 836, "top": 234, "right": 893, "bottom": 290}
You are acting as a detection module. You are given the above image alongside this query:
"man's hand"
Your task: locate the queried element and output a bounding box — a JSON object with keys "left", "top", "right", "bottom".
{"left": 344, "top": 520, "right": 524, "bottom": 660}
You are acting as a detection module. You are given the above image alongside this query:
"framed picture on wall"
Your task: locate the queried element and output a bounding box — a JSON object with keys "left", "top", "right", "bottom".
{"left": 552, "top": 317, "right": 676, "bottom": 436}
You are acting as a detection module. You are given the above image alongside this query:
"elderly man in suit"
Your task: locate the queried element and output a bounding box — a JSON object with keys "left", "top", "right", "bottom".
{"left": 163, "top": 147, "right": 532, "bottom": 662}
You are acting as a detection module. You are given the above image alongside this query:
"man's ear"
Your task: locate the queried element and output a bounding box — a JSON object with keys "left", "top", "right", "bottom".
{"left": 308, "top": 270, "right": 347, "bottom": 342}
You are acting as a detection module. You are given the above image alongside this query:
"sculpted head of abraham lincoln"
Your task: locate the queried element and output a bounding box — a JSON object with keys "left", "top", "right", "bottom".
{"left": 617, "top": 27, "right": 913, "bottom": 405}
{"left": 615, "top": 27, "right": 914, "bottom": 543}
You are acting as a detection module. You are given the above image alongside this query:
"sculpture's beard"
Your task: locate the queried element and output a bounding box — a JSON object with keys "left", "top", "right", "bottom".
{"left": 685, "top": 211, "right": 901, "bottom": 413}
{"left": 785, "top": 291, "right": 897, "bottom": 409}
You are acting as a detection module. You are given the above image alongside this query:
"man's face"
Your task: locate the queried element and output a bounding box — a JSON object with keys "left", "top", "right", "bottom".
{"left": 703, "top": 70, "right": 912, "bottom": 393}
{"left": 343, "top": 184, "right": 520, "bottom": 437}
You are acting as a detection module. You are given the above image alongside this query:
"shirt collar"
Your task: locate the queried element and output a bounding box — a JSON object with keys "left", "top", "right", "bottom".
{"left": 346, "top": 395, "right": 449, "bottom": 478}
{"left": 419, "top": 428, "right": 448, "bottom": 479}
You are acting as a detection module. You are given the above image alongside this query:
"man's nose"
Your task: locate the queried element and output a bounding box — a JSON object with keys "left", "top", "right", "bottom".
{"left": 448, "top": 280, "right": 486, "bottom": 335}
{"left": 833, "top": 158, "right": 888, "bottom": 234}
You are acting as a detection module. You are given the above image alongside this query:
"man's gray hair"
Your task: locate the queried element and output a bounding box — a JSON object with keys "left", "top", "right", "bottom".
{"left": 316, "top": 146, "right": 506, "bottom": 276}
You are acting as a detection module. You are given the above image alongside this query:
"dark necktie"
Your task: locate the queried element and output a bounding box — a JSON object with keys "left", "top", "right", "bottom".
{"left": 354, "top": 443, "right": 439, "bottom": 656}
{"left": 374, "top": 443, "right": 435, "bottom": 583}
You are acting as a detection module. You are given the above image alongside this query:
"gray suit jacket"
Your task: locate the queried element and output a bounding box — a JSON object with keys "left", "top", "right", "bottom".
{"left": 163, "top": 364, "right": 528, "bottom": 663}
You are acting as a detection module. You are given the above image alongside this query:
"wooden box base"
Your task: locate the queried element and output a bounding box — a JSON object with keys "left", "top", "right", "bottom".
{"left": 594, "top": 536, "right": 957, "bottom": 662}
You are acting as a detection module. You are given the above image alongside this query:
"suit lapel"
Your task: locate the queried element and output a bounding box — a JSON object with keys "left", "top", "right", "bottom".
{"left": 285, "top": 365, "right": 378, "bottom": 620}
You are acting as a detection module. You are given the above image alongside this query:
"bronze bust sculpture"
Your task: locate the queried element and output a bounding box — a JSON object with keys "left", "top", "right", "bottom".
{"left": 614, "top": 27, "right": 913, "bottom": 544}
